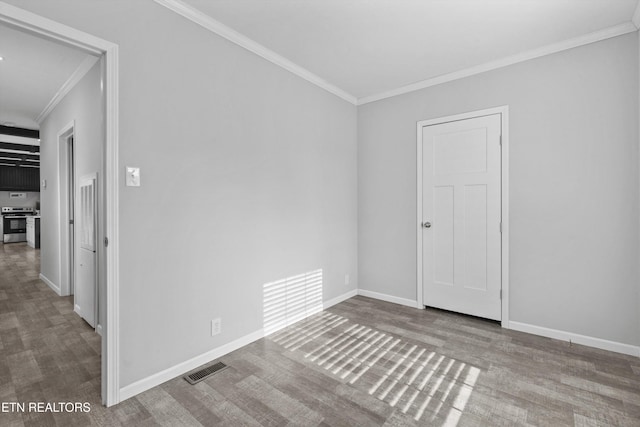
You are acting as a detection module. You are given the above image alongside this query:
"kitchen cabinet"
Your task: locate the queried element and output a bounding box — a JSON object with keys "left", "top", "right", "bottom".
{"left": 26, "top": 216, "right": 40, "bottom": 248}
{"left": 0, "top": 166, "right": 40, "bottom": 192}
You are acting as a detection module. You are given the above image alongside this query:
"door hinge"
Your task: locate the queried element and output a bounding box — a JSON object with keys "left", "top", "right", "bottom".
{"left": 104, "top": 237, "right": 109, "bottom": 247}
{"left": 499, "top": 222, "right": 502, "bottom": 233}
{"left": 499, "top": 135, "right": 502, "bottom": 146}
{"left": 500, "top": 289, "right": 502, "bottom": 300}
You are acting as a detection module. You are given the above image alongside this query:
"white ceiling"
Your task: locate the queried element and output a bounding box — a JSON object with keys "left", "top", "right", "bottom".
{"left": 182, "top": 0, "right": 639, "bottom": 100}
{"left": 1, "top": 1, "right": 637, "bottom": 123}
{"left": 0, "top": 23, "right": 94, "bottom": 130}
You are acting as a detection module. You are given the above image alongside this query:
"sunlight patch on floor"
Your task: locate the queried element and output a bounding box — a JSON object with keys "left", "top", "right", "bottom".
{"left": 268, "top": 311, "right": 481, "bottom": 425}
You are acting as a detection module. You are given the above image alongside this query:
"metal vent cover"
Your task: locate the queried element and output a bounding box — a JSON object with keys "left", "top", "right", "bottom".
{"left": 184, "top": 361, "right": 228, "bottom": 385}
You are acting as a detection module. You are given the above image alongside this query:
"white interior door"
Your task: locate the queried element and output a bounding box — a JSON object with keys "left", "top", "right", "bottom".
{"left": 421, "top": 114, "right": 502, "bottom": 320}
{"left": 75, "top": 173, "right": 98, "bottom": 328}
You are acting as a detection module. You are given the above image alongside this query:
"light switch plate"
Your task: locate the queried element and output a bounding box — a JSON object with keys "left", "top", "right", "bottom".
{"left": 126, "top": 167, "right": 140, "bottom": 187}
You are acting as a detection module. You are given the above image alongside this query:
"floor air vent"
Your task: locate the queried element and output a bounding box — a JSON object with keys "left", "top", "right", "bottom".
{"left": 184, "top": 361, "right": 228, "bottom": 385}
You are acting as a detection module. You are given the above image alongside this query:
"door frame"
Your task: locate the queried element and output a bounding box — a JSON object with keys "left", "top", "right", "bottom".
{"left": 416, "top": 106, "right": 510, "bottom": 328}
{"left": 0, "top": 3, "right": 121, "bottom": 406}
{"left": 57, "top": 121, "right": 75, "bottom": 297}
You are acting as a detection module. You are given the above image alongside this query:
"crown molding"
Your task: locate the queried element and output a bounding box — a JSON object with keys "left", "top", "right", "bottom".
{"left": 153, "top": 0, "right": 357, "bottom": 105}
{"left": 150, "top": 1, "right": 638, "bottom": 107}
{"left": 633, "top": 1, "right": 640, "bottom": 29}
{"left": 36, "top": 55, "right": 99, "bottom": 124}
{"left": 357, "top": 21, "right": 638, "bottom": 105}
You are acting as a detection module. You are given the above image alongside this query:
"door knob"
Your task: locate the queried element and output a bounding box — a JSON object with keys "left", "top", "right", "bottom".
{"left": 422, "top": 221, "right": 432, "bottom": 228}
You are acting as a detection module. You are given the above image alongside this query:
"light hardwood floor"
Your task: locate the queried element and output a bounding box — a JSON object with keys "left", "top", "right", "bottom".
{"left": 1, "top": 242, "right": 639, "bottom": 426}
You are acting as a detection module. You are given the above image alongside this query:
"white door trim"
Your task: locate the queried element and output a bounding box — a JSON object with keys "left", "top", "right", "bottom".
{"left": 0, "top": 2, "right": 121, "bottom": 406}
{"left": 57, "top": 121, "right": 74, "bottom": 297}
{"left": 416, "top": 106, "right": 509, "bottom": 327}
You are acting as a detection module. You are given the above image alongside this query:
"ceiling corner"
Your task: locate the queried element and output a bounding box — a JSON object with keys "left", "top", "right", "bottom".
{"left": 36, "top": 55, "right": 99, "bottom": 124}
{"left": 154, "top": 0, "right": 357, "bottom": 105}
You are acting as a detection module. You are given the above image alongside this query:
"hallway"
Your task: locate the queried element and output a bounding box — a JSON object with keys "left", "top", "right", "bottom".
{"left": 0, "top": 243, "right": 101, "bottom": 425}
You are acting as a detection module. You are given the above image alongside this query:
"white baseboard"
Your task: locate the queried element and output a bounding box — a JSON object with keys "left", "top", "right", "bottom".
{"left": 352, "top": 288, "right": 638, "bottom": 357}
{"left": 39, "top": 273, "right": 60, "bottom": 295}
{"left": 120, "top": 328, "right": 265, "bottom": 402}
{"left": 119, "top": 288, "right": 359, "bottom": 402}
{"left": 508, "top": 321, "right": 640, "bottom": 357}
{"left": 357, "top": 289, "right": 420, "bottom": 309}
{"left": 324, "top": 289, "right": 358, "bottom": 309}
{"left": 96, "top": 324, "right": 103, "bottom": 336}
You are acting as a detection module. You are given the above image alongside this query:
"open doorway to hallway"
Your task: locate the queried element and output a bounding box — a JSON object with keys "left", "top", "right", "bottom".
{"left": 0, "top": 13, "right": 111, "bottom": 405}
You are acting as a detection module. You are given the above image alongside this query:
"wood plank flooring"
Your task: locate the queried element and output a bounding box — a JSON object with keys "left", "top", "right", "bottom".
{"left": 1, "top": 242, "right": 639, "bottom": 426}
{"left": 0, "top": 242, "right": 101, "bottom": 426}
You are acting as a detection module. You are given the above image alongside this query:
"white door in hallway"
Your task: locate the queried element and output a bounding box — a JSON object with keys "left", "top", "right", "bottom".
{"left": 75, "top": 173, "right": 98, "bottom": 328}
{"left": 421, "top": 114, "right": 502, "bottom": 320}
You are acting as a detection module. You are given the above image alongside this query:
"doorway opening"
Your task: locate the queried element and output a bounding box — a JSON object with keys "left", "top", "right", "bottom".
{"left": 0, "top": 3, "right": 120, "bottom": 406}
{"left": 68, "top": 134, "right": 75, "bottom": 296}
{"left": 59, "top": 124, "right": 75, "bottom": 297}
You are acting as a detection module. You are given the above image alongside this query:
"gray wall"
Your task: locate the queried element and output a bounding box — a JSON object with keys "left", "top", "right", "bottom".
{"left": 7, "top": 0, "right": 358, "bottom": 387}
{"left": 39, "top": 58, "right": 104, "bottom": 314}
{"left": 358, "top": 33, "right": 639, "bottom": 346}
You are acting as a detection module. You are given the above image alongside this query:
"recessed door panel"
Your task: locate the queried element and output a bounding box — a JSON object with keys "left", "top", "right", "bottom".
{"left": 464, "top": 184, "right": 487, "bottom": 291}
{"left": 433, "top": 185, "right": 454, "bottom": 286}
{"left": 433, "top": 128, "right": 487, "bottom": 175}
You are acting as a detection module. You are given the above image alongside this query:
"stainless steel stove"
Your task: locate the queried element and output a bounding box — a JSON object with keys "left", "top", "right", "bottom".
{"left": 1, "top": 207, "right": 36, "bottom": 243}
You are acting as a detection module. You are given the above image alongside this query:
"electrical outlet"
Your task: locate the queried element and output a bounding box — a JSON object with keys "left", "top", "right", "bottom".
{"left": 345, "top": 274, "right": 350, "bottom": 285}
{"left": 211, "top": 318, "right": 221, "bottom": 336}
